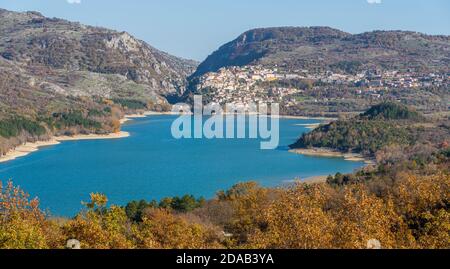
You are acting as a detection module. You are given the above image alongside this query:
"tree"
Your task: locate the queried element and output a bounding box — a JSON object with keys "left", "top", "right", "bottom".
{"left": 248, "top": 183, "right": 336, "bottom": 249}
{"left": 0, "top": 181, "right": 63, "bottom": 249}
{"left": 133, "top": 208, "right": 221, "bottom": 249}
{"left": 62, "top": 193, "right": 133, "bottom": 249}
{"left": 393, "top": 172, "right": 450, "bottom": 248}
{"left": 217, "top": 182, "right": 273, "bottom": 245}
{"left": 332, "top": 185, "right": 413, "bottom": 249}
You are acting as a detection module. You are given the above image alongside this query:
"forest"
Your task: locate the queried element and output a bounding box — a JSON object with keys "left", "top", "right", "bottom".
{"left": 290, "top": 102, "right": 449, "bottom": 156}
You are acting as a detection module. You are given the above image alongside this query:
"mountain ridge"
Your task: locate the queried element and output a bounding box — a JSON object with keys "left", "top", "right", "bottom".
{"left": 193, "top": 26, "right": 449, "bottom": 78}
{"left": 0, "top": 8, "right": 198, "bottom": 96}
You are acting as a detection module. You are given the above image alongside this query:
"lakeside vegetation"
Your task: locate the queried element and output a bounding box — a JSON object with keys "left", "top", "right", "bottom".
{"left": 1, "top": 103, "right": 448, "bottom": 249}
{"left": 0, "top": 150, "right": 448, "bottom": 249}
{"left": 0, "top": 116, "right": 47, "bottom": 138}
{"left": 0, "top": 107, "right": 118, "bottom": 157}
{"left": 290, "top": 102, "right": 449, "bottom": 156}
{"left": 0, "top": 95, "right": 169, "bottom": 158}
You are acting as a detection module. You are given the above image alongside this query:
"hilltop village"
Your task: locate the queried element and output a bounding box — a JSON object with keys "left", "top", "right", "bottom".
{"left": 194, "top": 65, "right": 448, "bottom": 108}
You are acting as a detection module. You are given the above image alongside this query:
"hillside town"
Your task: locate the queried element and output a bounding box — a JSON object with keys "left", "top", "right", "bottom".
{"left": 194, "top": 65, "right": 449, "bottom": 107}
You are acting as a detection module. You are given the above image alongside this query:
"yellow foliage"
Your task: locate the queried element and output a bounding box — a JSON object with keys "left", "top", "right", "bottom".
{"left": 248, "top": 183, "right": 336, "bottom": 249}
{"left": 111, "top": 119, "right": 121, "bottom": 133}
{"left": 133, "top": 208, "right": 220, "bottom": 249}
{"left": 0, "top": 181, "right": 63, "bottom": 249}
{"left": 217, "top": 182, "right": 272, "bottom": 244}
{"left": 0, "top": 212, "right": 49, "bottom": 249}
{"left": 63, "top": 194, "right": 133, "bottom": 249}
{"left": 393, "top": 172, "right": 450, "bottom": 248}
{"left": 331, "top": 185, "right": 413, "bottom": 249}
{"left": 1, "top": 169, "right": 449, "bottom": 249}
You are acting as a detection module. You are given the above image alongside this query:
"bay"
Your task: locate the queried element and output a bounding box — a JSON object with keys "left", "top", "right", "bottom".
{"left": 0, "top": 115, "right": 364, "bottom": 217}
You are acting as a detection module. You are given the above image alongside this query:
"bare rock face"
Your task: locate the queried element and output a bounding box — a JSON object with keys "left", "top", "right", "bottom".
{"left": 104, "top": 32, "right": 141, "bottom": 52}
{"left": 0, "top": 8, "right": 198, "bottom": 97}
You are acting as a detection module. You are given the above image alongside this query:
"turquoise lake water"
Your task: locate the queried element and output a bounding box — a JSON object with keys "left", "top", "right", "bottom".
{"left": 0, "top": 115, "right": 364, "bottom": 217}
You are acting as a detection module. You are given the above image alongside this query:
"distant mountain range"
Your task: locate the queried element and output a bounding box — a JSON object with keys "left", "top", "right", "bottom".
{"left": 1, "top": 9, "right": 448, "bottom": 106}
{"left": 0, "top": 8, "right": 449, "bottom": 118}
{"left": 193, "top": 26, "right": 449, "bottom": 78}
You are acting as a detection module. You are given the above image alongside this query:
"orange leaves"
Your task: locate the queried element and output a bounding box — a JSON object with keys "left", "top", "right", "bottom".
{"left": 217, "top": 182, "right": 273, "bottom": 245}
{"left": 331, "top": 185, "right": 407, "bottom": 249}
{"left": 62, "top": 212, "right": 132, "bottom": 249}
{"left": 394, "top": 172, "right": 449, "bottom": 216}
{"left": 392, "top": 172, "right": 450, "bottom": 248}
{"left": 248, "top": 183, "right": 335, "bottom": 249}
{"left": 244, "top": 179, "right": 444, "bottom": 249}
{"left": 111, "top": 119, "right": 121, "bottom": 133}
{"left": 1, "top": 170, "right": 449, "bottom": 249}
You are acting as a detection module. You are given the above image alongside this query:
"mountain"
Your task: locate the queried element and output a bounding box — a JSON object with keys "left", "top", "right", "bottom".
{"left": 193, "top": 26, "right": 449, "bottom": 77}
{"left": 0, "top": 8, "right": 198, "bottom": 156}
{"left": 0, "top": 9, "right": 197, "bottom": 97}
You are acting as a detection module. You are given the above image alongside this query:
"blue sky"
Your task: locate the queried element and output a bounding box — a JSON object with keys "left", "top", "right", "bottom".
{"left": 1, "top": 0, "right": 449, "bottom": 61}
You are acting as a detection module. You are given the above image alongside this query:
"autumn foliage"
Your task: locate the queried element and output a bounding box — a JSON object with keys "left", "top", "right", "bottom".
{"left": 1, "top": 155, "right": 448, "bottom": 249}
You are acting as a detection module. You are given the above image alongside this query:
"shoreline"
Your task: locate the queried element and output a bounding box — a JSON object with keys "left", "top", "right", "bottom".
{"left": 119, "top": 109, "right": 338, "bottom": 122}
{"left": 219, "top": 112, "right": 337, "bottom": 121}
{"left": 0, "top": 111, "right": 343, "bottom": 164}
{"left": 289, "top": 148, "right": 375, "bottom": 164}
{"left": 282, "top": 175, "right": 331, "bottom": 185}
{"left": 1, "top": 110, "right": 170, "bottom": 164}
{"left": 278, "top": 115, "right": 338, "bottom": 121}
{"left": 120, "top": 111, "right": 183, "bottom": 124}
{"left": 303, "top": 175, "right": 329, "bottom": 184}
{"left": 294, "top": 123, "right": 322, "bottom": 130}
{"left": 0, "top": 131, "right": 129, "bottom": 164}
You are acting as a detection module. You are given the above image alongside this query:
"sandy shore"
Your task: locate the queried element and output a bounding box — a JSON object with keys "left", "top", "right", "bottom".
{"left": 278, "top": 115, "right": 337, "bottom": 121}
{"left": 55, "top": 131, "right": 130, "bottom": 141}
{"left": 303, "top": 175, "right": 329, "bottom": 184}
{"left": 286, "top": 148, "right": 377, "bottom": 185}
{"left": 0, "top": 131, "right": 129, "bottom": 164}
{"left": 119, "top": 111, "right": 185, "bottom": 124}
{"left": 282, "top": 175, "right": 330, "bottom": 185}
{"left": 289, "top": 148, "right": 375, "bottom": 164}
{"left": 120, "top": 110, "right": 337, "bottom": 122}
{"left": 294, "top": 123, "right": 322, "bottom": 130}
{"left": 1, "top": 109, "right": 170, "bottom": 163}
{"left": 120, "top": 113, "right": 149, "bottom": 124}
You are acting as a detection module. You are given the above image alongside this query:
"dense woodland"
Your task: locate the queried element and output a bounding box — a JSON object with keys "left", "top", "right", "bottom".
{"left": 290, "top": 102, "right": 449, "bottom": 156}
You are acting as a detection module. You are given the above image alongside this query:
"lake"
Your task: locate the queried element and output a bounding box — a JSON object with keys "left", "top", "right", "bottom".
{"left": 0, "top": 115, "right": 364, "bottom": 217}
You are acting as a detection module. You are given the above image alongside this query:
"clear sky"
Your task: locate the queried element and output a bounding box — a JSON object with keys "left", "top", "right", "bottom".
{"left": 1, "top": 0, "right": 449, "bottom": 61}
